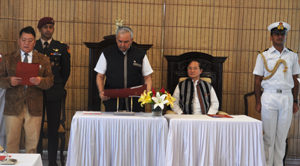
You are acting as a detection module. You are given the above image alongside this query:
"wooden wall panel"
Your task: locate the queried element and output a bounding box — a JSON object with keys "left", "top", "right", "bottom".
{"left": 1, "top": 0, "right": 300, "bottom": 159}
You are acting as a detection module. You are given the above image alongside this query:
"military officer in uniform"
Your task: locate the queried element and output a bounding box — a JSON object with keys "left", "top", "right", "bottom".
{"left": 253, "top": 22, "right": 300, "bottom": 166}
{"left": 35, "top": 17, "right": 70, "bottom": 166}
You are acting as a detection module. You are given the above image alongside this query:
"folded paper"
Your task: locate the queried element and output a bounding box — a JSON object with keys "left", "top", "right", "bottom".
{"left": 207, "top": 114, "right": 233, "bottom": 118}
{"left": 104, "top": 84, "right": 147, "bottom": 98}
{"left": 15, "top": 61, "right": 39, "bottom": 85}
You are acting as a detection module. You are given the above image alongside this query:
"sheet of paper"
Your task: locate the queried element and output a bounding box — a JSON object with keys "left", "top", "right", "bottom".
{"left": 207, "top": 114, "right": 233, "bottom": 118}
{"left": 83, "top": 111, "right": 101, "bottom": 115}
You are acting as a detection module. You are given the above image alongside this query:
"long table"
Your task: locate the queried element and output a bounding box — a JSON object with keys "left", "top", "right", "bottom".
{"left": 164, "top": 114, "right": 266, "bottom": 166}
{"left": 66, "top": 111, "right": 168, "bottom": 166}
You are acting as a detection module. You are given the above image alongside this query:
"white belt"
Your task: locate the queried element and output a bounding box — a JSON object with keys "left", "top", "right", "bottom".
{"left": 263, "top": 89, "right": 291, "bottom": 93}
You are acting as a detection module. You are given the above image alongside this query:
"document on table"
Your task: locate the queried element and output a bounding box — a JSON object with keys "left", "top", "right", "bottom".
{"left": 83, "top": 111, "right": 101, "bottom": 115}
{"left": 207, "top": 114, "right": 233, "bottom": 118}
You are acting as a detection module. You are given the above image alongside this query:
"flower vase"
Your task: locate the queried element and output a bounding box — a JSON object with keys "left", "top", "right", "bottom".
{"left": 151, "top": 104, "right": 162, "bottom": 116}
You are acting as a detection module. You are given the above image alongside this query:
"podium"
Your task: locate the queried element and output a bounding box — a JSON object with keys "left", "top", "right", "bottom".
{"left": 84, "top": 35, "right": 152, "bottom": 111}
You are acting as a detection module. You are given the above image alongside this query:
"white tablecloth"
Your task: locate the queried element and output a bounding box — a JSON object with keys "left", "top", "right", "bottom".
{"left": 66, "top": 111, "right": 168, "bottom": 166}
{"left": 1, "top": 153, "right": 42, "bottom": 166}
{"left": 164, "top": 114, "right": 266, "bottom": 166}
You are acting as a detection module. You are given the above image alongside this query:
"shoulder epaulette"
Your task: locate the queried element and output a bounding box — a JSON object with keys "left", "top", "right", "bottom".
{"left": 287, "top": 48, "right": 298, "bottom": 53}
{"left": 60, "top": 41, "right": 64, "bottom": 44}
{"left": 258, "top": 48, "right": 268, "bottom": 53}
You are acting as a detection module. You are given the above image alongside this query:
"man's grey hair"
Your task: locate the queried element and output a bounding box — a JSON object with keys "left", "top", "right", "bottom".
{"left": 116, "top": 26, "right": 133, "bottom": 39}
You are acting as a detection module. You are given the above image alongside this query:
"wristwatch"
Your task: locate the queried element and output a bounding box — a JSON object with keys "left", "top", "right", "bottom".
{"left": 294, "top": 100, "right": 298, "bottom": 104}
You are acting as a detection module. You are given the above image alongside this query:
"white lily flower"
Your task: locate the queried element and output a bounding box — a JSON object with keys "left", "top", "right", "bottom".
{"left": 152, "top": 92, "right": 169, "bottom": 109}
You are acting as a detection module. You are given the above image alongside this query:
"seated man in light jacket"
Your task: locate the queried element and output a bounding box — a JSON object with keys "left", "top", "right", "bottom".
{"left": 172, "top": 59, "right": 219, "bottom": 115}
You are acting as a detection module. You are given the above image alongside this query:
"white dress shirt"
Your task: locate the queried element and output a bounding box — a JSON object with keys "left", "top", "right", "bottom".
{"left": 253, "top": 46, "right": 300, "bottom": 89}
{"left": 20, "top": 50, "right": 33, "bottom": 63}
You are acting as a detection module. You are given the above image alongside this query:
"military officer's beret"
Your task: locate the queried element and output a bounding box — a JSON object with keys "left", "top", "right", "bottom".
{"left": 37, "top": 17, "right": 55, "bottom": 29}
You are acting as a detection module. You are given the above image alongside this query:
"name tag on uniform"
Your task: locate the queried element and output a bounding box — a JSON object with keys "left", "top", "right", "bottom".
{"left": 133, "top": 60, "right": 142, "bottom": 67}
{"left": 267, "top": 57, "right": 276, "bottom": 60}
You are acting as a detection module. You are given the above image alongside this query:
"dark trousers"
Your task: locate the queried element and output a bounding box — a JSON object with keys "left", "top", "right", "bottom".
{"left": 37, "top": 99, "right": 62, "bottom": 165}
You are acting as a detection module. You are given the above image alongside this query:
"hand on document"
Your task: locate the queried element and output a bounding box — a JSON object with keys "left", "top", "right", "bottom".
{"left": 29, "top": 77, "right": 41, "bottom": 85}
{"left": 10, "top": 77, "right": 22, "bottom": 86}
{"left": 100, "top": 91, "right": 110, "bottom": 101}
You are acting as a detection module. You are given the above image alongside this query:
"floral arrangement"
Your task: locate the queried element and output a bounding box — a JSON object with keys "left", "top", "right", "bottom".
{"left": 138, "top": 87, "right": 176, "bottom": 110}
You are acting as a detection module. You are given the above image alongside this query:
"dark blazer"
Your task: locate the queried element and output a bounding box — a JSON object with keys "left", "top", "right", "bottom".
{"left": 34, "top": 39, "right": 70, "bottom": 101}
{"left": 0, "top": 50, "right": 54, "bottom": 116}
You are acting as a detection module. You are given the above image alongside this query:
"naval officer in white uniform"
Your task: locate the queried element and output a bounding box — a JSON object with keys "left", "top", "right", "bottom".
{"left": 253, "top": 22, "right": 300, "bottom": 166}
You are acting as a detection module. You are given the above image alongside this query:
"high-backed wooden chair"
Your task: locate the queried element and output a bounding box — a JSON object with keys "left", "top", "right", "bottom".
{"left": 42, "top": 89, "right": 67, "bottom": 166}
{"left": 244, "top": 91, "right": 288, "bottom": 166}
{"left": 164, "top": 52, "right": 227, "bottom": 114}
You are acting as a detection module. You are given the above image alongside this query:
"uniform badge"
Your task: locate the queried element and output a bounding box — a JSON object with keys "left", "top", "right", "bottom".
{"left": 51, "top": 49, "right": 61, "bottom": 56}
{"left": 277, "top": 22, "right": 284, "bottom": 30}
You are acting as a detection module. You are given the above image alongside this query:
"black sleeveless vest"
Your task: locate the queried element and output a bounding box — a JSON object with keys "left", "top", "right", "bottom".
{"left": 102, "top": 44, "right": 146, "bottom": 111}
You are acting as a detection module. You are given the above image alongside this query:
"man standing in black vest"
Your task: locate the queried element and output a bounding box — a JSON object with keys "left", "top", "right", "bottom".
{"left": 34, "top": 17, "right": 70, "bottom": 166}
{"left": 94, "top": 26, "right": 153, "bottom": 111}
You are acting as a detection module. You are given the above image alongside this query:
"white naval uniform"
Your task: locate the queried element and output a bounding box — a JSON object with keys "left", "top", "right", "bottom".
{"left": 253, "top": 46, "right": 300, "bottom": 166}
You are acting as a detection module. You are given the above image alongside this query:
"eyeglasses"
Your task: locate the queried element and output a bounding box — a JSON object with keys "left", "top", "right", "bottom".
{"left": 187, "top": 67, "right": 199, "bottom": 70}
